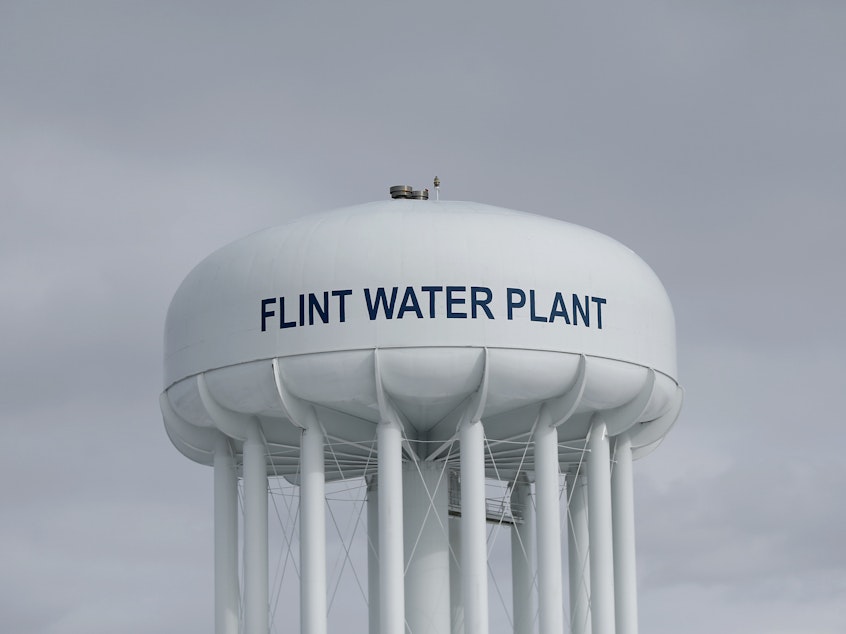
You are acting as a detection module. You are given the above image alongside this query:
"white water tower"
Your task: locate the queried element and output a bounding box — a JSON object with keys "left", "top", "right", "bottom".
{"left": 160, "top": 187, "right": 682, "bottom": 634}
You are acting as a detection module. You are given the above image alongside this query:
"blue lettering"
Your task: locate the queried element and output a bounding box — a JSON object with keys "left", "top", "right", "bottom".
{"left": 592, "top": 297, "right": 606, "bottom": 329}
{"left": 261, "top": 287, "right": 606, "bottom": 331}
{"left": 548, "top": 292, "right": 571, "bottom": 324}
{"left": 279, "top": 297, "right": 296, "bottom": 329}
{"left": 261, "top": 298, "right": 275, "bottom": 332}
{"left": 365, "top": 287, "right": 399, "bottom": 319}
{"left": 397, "top": 287, "right": 424, "bottom": 319}
{"left": 507, "top": 288, "right": 526, "bottom": 320}
{"left": 471, "top": 286, "right": 494, "bottom": 319}
{"left": 420, "top": 286, "right": 444, "bottom": 318}
{"left": 529, "top": 289, "right": 548, "bottom": 322}
{"left": 308, "top": 292, "right": 329, "bottom": 325}
{"left": 446, "top": 286, "right": 467, "bottom": 318}
{"left": 332, "top": 289, "right": 353, "bottom": 322}
{"left": 572, "top": 294, "right": 589, "bottom": 327}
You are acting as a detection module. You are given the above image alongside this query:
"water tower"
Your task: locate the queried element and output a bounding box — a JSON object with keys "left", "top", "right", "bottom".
{"left": 160, "top": 187, "right": 682, "bottom": 634}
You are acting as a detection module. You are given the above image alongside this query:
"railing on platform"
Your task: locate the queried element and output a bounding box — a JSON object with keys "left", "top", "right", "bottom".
{"left": 447, "top": 470, "right": 522, "bottom": 525}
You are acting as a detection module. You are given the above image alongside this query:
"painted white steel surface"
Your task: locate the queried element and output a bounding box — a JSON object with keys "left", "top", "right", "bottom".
{"left": 377, "top": 420, "right": 404, "bottom": 634}
{"left": 163, "top": 351, "right": 680, "bottom": 479}
{"left": 587, "top": 420, "right": 615, "bottom": 634}
{"left": 510, "top": 478, "right": 535, "bottom": 634}
{"left": 162, "top": 201, "right": 682, "bottom": 474}
{"left": 534, "top": 422, "right": 564, "bottom": 634}
{"left": 159, "top": 197, "right": 684, "bottom": 634}
{"left": 403, "top": 462, "right": 451, "bottom": 634}
{"left": 449, "top": 517, "right": 463, "bottom": 634}
{"left": 164, "top": 200, "right": 677, "bottom": 389}
{"left": 367, "top": 479, "right": 379, "bottom": 634}
{"left": 612, "top": 434, "right": 638, "bottom": 634}
{"left": 243, "top": 427, "right": 268, "bottom": 634}
{"left": 300, "top": 425, "right": 327, "bottom": 634}
{"left": 214, "top": 436, "right": 239, "bottom": 634}
{"left": 460, "top": 419, "right": 489, "bottom": 634}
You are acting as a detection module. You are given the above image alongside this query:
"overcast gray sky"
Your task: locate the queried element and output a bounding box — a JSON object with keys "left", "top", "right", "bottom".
{"left": 2, "top": 2, "right": 845, "bottom": 633}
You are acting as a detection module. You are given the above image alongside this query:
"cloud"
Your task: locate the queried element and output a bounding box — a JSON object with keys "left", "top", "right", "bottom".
{"left": 1, "top": 2, "right": 844, "bottom": 633}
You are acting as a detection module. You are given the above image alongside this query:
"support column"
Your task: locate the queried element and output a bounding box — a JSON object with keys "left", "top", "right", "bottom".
{"left": 244, "top": 424, "right": 268, "bottom": 634}
{"left": 214, "top": 434, "right": 239, "bottom": 634}
{"left": 378, "top": 419, "right": 405, "bottom": 634}
{"left": 460, "top": 419, "right": 488, "bottom": 634}
{"left": 449, "top": 515, "right": 464, "bottom": 634}
{"left": 534, "top": 421, "right": 564, "bottom": 634}
{"left": 611, "top": 434, "right": 637, "bottom": 634}
{"left": 367, "top": 477, "right": 380, "bottom": 634}
{"left": 587, "top": 419, "right": 615, "bottom": 634}
{"left": 404, "top": 461, "right": 451, "bottom": 634}
{"left": 301, "top": 424, "right": 327, "bottom": 634}
{"left": 567, "top": 472, "right": 591, "bottom": 634}
{"left": 510, "top": 476, "right": 535, "bottom": 634}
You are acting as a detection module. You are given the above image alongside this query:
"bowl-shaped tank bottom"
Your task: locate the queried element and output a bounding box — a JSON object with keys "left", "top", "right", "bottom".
{"left": 167, "top": 348, "right": 677, "bottom": 439}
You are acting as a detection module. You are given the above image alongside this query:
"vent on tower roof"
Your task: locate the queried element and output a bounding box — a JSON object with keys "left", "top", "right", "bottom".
{"left": 389, "top": 185, "right": 413, "bottom": 199}
{"left": 390, "top": 185, "right": 429, "bottom": 200}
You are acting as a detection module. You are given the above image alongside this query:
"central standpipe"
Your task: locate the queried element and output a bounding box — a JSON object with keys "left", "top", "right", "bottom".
{"left": 403, "top": 462, "right": 451, "bottom": 634}
{"left": 567, "top": 472, "right": 592, "bottom": 634}
{"left": 510, "top": 477, "right": 535, "bottom": 634}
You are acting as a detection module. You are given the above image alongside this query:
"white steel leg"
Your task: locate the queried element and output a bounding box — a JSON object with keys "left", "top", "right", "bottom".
{"left": 587, "top": 419, "right": 615, "bottom": 634}
{"left": 367, "top": 477, "right": 380, "bottom": 634}
{"left": 535, "top": 421, "right": 564, "bottom": 634}
{"left": 244, "top": 424, "right": 268, "bottom": 634}
{"left": 214, "top": 434, "right": 239, "bottom": 634}
{"left": 612, "top": 433, "right": 637, "bottom": 634}
{"left": 378, "top": 419, "right": 405, "bottom": 634}
{"left": 460, "top": 419, "right": 489, "bottom": 634}
{"left": 449, "top": 516, "right": 464, "bottom": 634}
{"left": 301, "top": 424, "right": 327, "bottom": 634}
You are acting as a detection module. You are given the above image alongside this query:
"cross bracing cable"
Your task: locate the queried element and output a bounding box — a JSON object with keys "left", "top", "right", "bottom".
{"left": 262, "top": 426, "right": 301, "bottom": 632}
{"left": 321, "top": 422, "right": 375, "bottom": 618}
